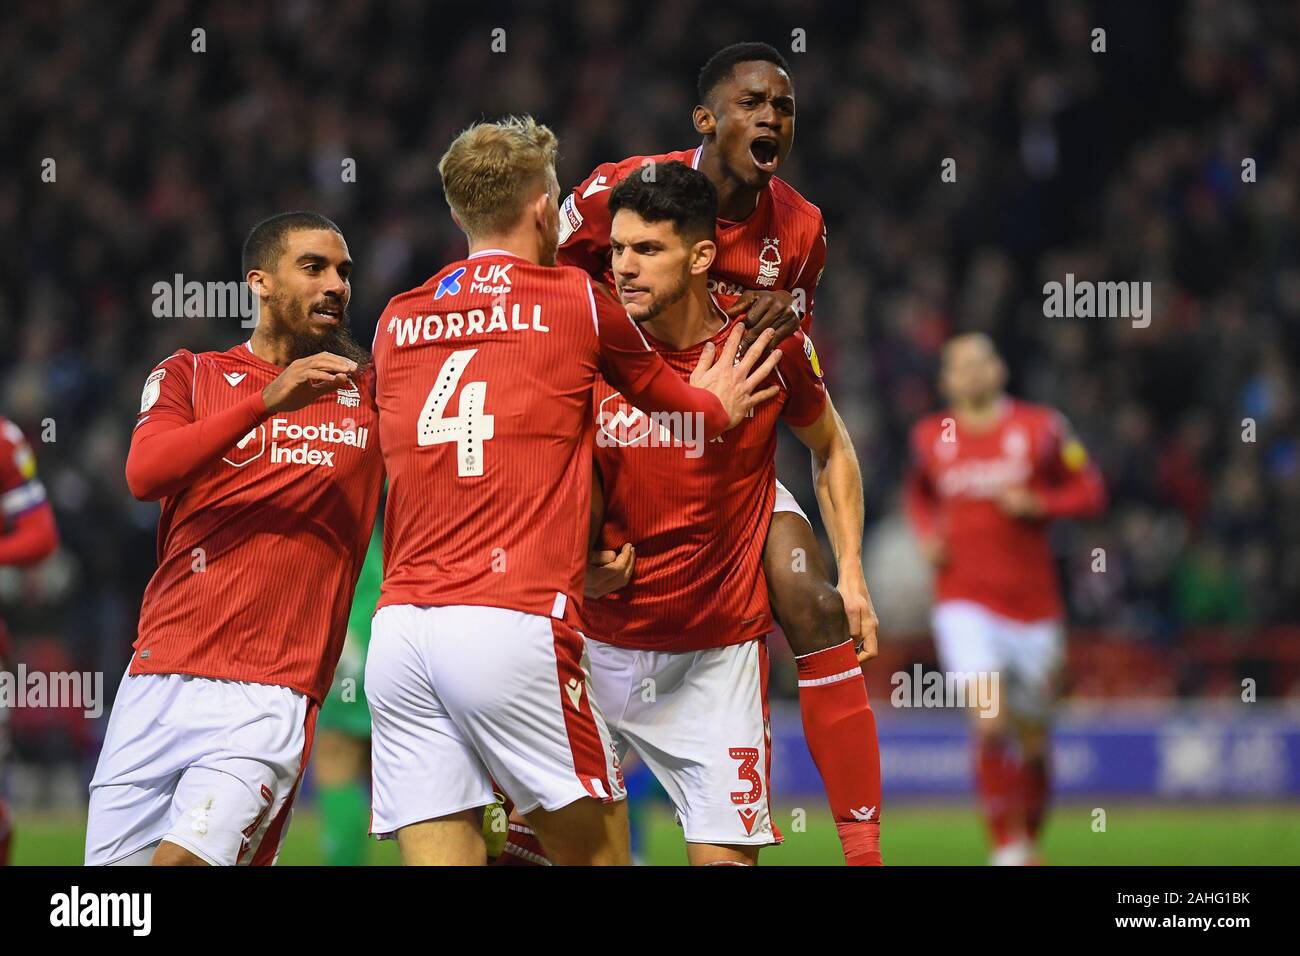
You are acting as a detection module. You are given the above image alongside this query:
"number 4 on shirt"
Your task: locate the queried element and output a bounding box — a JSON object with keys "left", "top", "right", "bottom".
{"left": 417, "top": 348, "right": 495, "bottom": 477}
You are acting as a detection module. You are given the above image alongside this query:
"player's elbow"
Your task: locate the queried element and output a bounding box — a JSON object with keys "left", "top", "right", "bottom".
{"left": 9, "top": 507, "right": 60, "bottom": 565}
{"left": 125, "top": 458, "right": 168, "bottom": 502}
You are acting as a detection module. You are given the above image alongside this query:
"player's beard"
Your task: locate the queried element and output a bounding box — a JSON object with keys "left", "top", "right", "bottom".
{"left": 267, "top": 291, "right": 371, "bottom": 368}
{"left": 633, "top": 272, "right": 690, "bottom": 323}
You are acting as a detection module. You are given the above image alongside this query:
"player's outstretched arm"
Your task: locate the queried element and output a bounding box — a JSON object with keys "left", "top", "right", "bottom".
{"left": 791, "top": 396, "right": 879, "bottom": 662}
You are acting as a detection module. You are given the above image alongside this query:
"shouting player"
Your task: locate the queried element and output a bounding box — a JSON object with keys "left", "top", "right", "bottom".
{"left": 0, "top": 416, "right": 60, "bottom": 865}
{"left": 581, "top": 163, "right": 878, "bottom": 865}
{"left": 366, "top": 116, "right": 782, "bottom": 866}
{"left": 558, "top": 41, "right": 883, "bottom": 864}
{"left": 905, "top": 333, "right": 1106, "bottom": 865}
{"left": 86, "top": 212, "right": 384, "bottom": 866}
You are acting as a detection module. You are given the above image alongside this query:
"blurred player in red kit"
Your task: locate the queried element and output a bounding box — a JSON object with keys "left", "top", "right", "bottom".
{"left": 85, "top": 212, "right": 384, "bottom": 866}
{"left": 578, "top": 162, "right": 879, "bottom": 865}
{"left": 366, "top": 117, "right": 780, "bottom": 866}
{"left": 0, "top": 417, "right": 60, "bottom": 865}
{"left": 557, "top": 41, "right": 883, "bottom": 865}
{"left": 906, "top": 333, "right": 1106, "bottom": 865}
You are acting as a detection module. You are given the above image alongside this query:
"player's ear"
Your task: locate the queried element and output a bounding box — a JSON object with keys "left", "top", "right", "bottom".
{"left": 693, "top": 104, "right": 716, "bottom": 136}
{"left": 690, "top": 239, "right": 716, "bottom": 275}
{"left": 532, "top": 188, "right": 552, "bottom": 229}
{"left": 246, "top": 269, "right": 270, "bottom": 298}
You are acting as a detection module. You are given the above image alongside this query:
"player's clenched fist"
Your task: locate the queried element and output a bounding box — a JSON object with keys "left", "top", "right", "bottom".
{"left": 727, "top": 289, "right": 801, "bottom": 353}
{"left": 262, "top": 352, "right": 359, "bottom": 413}
{"left": 689, "top": 325, "right": 783, "bottom": 429}
{"left": 585, "top": 543, "right": 635, "bottom": 599}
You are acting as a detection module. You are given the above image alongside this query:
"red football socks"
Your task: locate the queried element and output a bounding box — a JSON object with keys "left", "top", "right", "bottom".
{"left": 1021, "top": 753, "right": 1050, "bottom": 841}
{"left": 976, "top": 737, "right": 1026, "bottom": 847}
{"left": 795, "top": 640, "right": 883, "bottom": 865}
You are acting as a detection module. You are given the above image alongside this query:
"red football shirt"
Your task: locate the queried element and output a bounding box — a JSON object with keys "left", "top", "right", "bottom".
{"left": 0, "top": 416, "right": 58, "bottom": 660}
{"left": 905, "top": 399, "right": 1106, "bottom": 622}
{"left": 127, "top": 343, "right": 384, "bottom": 702}
{"left": 558, "top": 147, "right": 827, "bottom": 331}
{"left": 585, "top": 309, "right": 827, "bottom": 652}
{"left": 372, "top": 250, "right": 729, "bottom": 626}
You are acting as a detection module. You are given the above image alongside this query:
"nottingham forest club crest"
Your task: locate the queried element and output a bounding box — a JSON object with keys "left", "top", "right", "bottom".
{"left": 756, "top": 237, "right": 781, "bottom": 288}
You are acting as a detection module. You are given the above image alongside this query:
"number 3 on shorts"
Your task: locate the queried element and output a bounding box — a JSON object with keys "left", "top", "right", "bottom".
{"left": 417, "top": 348, "right": 495, "bottom": 477}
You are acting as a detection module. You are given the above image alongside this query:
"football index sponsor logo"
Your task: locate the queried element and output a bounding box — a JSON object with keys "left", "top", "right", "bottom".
{"left": 50, "top": 886, "right": 152, "bottom": 936}
{"left": 595, "top": 393, "right": 706, "bottom": 460}
{"left": 224, "top": 418, "right": 369, "bottom": 468}
{"left": 268, "top": 418, "right": 369, "bottom": 467}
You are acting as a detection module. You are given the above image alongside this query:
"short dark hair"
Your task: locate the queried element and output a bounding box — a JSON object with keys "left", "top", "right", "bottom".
{"left": 697, "top": 42, "right": 791, "bottom": 106}
{"left": 607, "top": 161, "right": 718, "bottom": 244}
{"left": 242, "top": 211, "right": 342, "bottom": 275}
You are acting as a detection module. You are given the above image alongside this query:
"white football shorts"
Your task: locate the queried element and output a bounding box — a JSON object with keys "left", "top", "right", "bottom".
{"left": 773, "top": 478, "right": 810, "bottom": 522}
{"left": 366, "top": 603, "right": 624, "bottom": 837}
{"left": 932, "top": 600, "right": 1065, "bottom": 719}
{"left": 585, "top": 636, "right": 780, "bottom": 848}
{"left": 86, "top": 670, "right": 315, "bottom": 866}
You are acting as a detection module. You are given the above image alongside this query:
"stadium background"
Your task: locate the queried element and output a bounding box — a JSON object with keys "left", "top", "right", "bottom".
{"left": 2, "top": 0, "right": 1297, "bottom": 864}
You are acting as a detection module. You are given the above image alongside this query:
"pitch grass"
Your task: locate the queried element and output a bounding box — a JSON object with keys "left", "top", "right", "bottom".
{"left": 13, "top": 804, "right": 1299, "bottom": 866}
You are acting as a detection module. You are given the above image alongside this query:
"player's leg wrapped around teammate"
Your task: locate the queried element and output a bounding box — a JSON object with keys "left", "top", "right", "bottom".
{"left": 769, "top": 488, "right": 883, "bottom": 866}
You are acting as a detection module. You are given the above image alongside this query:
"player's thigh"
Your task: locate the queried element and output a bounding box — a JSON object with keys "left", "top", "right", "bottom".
{"left": 86, "top": 671, "right": 193, "bottom": 865}
{"left": 428, "top": 607, "right": 624, "bottom": 820}
{"left": 686, "top": 842, "right": 762, "bottom": 866}
{"left": 163, "top": 680, "right": 312, "bottom": 866}
{"left": 932, "top": 601, "right": 1008, "bottom": 734}
{"left": 523, "top": 793, "right": 630, "bottom": 866}
{"left": 366, "top": 604, "right": 495, "bottom": 838}
{"left": 620, "top": 640, "right": 780, "bottom": 852}
{"left": 396, "top": 809, "right": 486, "bottom": 866}
{"left": 1000, "top": 617, "right": 1065, "bottom": 728}
{"left": 583, "top": 635, "right": 640, "bottom": 764}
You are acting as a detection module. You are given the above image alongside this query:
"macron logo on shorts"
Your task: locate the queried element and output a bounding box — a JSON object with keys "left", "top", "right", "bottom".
{"left": 564, "top": 677, "right": 583, "bottom": 710}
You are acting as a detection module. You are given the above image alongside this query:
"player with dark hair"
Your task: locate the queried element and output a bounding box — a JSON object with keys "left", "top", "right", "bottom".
{"left": 366, "top": 117, "right": 781, "bottom": 866}
{"left": 0, "top": 416, "right": 60, "bottom": 865}
{"left": 906, "top": 333, "right": 1106, "bottom": 865}
{"left": 558, "top": 41, "right": 883, "bottom": 865}
{"left": 85, "top": 212, "right": 384, "bottom": 866}
{"left": 575, "top": 162, "right": 872, "bottom": 865}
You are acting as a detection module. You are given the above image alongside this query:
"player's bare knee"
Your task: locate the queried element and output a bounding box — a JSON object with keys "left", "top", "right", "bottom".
{"left": 151, "top": 841, "right": 209, "bottom": 866}
{"left": 782, "top": 582, "right": 849, "bottom": 655}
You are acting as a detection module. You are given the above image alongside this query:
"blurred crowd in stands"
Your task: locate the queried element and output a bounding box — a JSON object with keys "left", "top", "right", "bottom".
{"left": 2, "top": 0, "right": 1297, "bottom": 728}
